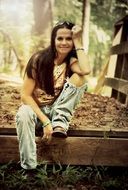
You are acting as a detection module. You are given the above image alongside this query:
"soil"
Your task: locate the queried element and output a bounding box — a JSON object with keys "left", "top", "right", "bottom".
{"left": 0, "top": 75, "right": 128, "bottom": 131}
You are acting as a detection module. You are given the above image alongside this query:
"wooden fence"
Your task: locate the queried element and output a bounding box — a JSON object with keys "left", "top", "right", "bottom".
{"left": 104, "top": 77, "right": 128, "bottom": 106}
{"left": 106, "top": 15, "right": 128, "bottom": 106}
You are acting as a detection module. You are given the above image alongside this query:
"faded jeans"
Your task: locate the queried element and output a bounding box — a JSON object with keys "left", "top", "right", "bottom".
{"left": 16, "top": 79, "right": 87, "bottom": 169}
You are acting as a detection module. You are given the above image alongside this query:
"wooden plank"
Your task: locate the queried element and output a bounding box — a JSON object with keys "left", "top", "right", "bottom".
{"left": 119, "top": 54, "right": 128, "bottom": 106}
{"left": 37, "top": 137, "right": 128, "bottom": 166}
{"left": 106, "top": 26, "right": 123, "bottom": 96}
{"left": 107, "top": 26, "right": 122, "bottom": 75}
{"left": 0, "top": 136, "right": 19, "bottom": 162}
{"left": 68, "top": 128, "right": 128, "bottom": 138}
{"left": 112, "top": 25, "right": 123, "bottom": 46}
{"left": 0, "top": 136, "right": 128, "bottom": 166}
{"left": 110, "top": 42, "right": 128, "bottom": 55}
{"left": 104, "top": 77, "right": 128, "bottom": 95}
{"left": 1, "top": 127, "right": 128, "bottom": 138}
{"left": 114, "top": 55, "right": 128, "bottom": 104}
{"left": 0, "top": 128, "right": 16, "bottom": 135}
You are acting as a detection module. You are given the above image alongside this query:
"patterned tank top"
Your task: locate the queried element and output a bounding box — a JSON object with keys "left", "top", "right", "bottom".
{"left": 33, "top": 62, "right": 67, "bottom": 106}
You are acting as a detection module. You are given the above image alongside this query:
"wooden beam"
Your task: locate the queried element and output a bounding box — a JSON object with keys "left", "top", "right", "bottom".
{"left": 104, "top": 77, "right": 128, "bottom": 95}
{"left": 106, "top": 26, "right": 123, "bottom": 96}
{"left": 1, "top": 127, "right": 128, "bottom": 138}
{"left": 0, "top": 128, "right": 16, "bottom": 135}
{"left": 37, "top": 137, "right": 128, "bottom": 166}
{"left": 0, "top": 136, "right": 128, "bottom": 166}
{"left": 110, "top": 42, "right": 128, "bottom": 55}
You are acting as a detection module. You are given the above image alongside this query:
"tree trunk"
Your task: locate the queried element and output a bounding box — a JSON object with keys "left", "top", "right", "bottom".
{"left": 82, "top": 0, "right": 90, "bottom": 52}
{"left": 0, "top": 30, "right": 25, "bottom": 76}
{"left": 32, "top": 0, "right": 54, "bottom": 35}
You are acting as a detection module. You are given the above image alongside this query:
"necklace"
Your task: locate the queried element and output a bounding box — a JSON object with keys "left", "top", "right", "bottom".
{"left": 54, "top": 62, "right": 66, "bottom": 80}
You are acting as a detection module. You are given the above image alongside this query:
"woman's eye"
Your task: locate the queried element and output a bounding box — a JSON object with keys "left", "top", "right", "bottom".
{"left": 57, "top": 37, "right": 63, "bottom": 41}
{"left": 66, "top": 37, "right": 72, "bottom": 41}
{"left": 57, "top": 37, "right": 72, "bottom": 41}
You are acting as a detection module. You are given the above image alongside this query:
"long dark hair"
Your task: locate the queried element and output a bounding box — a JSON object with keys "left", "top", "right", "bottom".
{"left": 25, "top": 21, "right": 77, "bottom": 95}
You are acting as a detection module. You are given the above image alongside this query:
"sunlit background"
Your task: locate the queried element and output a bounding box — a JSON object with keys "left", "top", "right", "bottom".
{"left": 0, "top": 0, "right": 127, "bottom": 92}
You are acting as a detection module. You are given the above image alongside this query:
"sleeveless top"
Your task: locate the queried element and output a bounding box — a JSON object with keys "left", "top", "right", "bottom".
{"left": 32, "top": 62, "right": 67, "bottom": 106}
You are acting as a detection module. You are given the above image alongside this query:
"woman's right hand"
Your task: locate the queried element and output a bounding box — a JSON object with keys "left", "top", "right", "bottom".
{"left": 42, "top": 124, "right": 53, "bottom": 143}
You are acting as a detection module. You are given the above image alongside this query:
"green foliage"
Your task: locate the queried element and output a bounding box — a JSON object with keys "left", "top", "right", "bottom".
{"left": 54, "top": 0, "right": 83, "bottom": 25}
{"left": 30, "top": 34, "right": 48, "bottom": 54}
{"left": 0, "top": 162, "right": 128, "bottom": 190}
{"left": 102, "top": 178, "right": 123, "bottom": 189}
{"left": 34, "top": 164, "right": 55, "bottom": 189}
{"left": 0, "top": 0, "right": 128, "bottom": 76}
{"left": 0, "top": 161, "right": 29, "bottom": 190}
{"left": 91, "top": 0, "right": 128, "bottom": 33}
{"left": 54, "top": 0, "right": 128, "bottom": 76}
{"left": 82, "top": 166, "right": 108, "bottom": 183}
{"left": 89, "top": 23, "right": 111, "bottom": 76}
{"left": 89, "top": 0, "right": 128, "bottom": 76}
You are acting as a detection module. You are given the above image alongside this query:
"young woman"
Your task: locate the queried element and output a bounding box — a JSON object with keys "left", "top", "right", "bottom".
{"left": 16, "top": 21, "right": 91, "bottom": 170}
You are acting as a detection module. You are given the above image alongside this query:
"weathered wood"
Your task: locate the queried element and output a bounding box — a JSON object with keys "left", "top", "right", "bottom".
{"left": 0, "top": 128, "right": 16, "bottom": 135}
{"left": 104, "top": 77, "right": 128, "bottom": 95}
{"left": 110, "top": 42, "right": 128, "bottom": 55}
{"left": 68, "top": 128, "right": 128, "bottom": 138}
{"left": 110, "top": 16, "right": 128, "bottom": 104}
{"left": 0, "top": 136, "right": 128, "bottom": 166}
{"left": 107, "top": 26, "right": 122, "bottom": 77}
{"left": 103, "top": 26, "right": 123, "bottom": 96}
{"left": 0, "top": 136, "right": 19, "bottom": 162}
{"left": 1, "top": 127, "right": 128, "bottom": 138}
{"left": 37, "top": 137, "right": 128, "bottom": 166}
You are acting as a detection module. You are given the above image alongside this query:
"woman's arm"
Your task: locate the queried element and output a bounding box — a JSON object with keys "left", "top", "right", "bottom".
{"left": 70, "top": 25, "right": 91, "bottom": 75}
{"left": 21, "top": 74, "right": 53, "bottom": 138}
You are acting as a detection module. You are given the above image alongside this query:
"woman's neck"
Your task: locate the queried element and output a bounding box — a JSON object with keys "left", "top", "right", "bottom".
{"left": 55, "top": 54, "right": 67, "bottom": 65}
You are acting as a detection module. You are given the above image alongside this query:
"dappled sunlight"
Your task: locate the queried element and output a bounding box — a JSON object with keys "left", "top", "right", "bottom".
{"left": 87, "top": 76, "right": 97, "bottom": 92}
{"left": 94, "top": 25, "right": 110, "bottom": 43}
{"left": 0, "top": 0, "right": 33, "bottom": 30}
{"left": 0, "top": 72, "right": 23, "bottom": 85}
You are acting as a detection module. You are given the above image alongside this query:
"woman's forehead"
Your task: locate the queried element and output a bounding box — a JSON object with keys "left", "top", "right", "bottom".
{"left": 56, "top": 28, "right": 72, "bottom": 36}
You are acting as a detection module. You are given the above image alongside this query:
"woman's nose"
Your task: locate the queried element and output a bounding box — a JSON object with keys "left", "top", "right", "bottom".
{"left": 61, "top": 39, "right": 67, "bottom": 44}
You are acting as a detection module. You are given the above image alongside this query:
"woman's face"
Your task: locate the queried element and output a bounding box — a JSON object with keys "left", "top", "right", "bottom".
{"left": 55, "top": 28, "right": 74, "bottom": 56}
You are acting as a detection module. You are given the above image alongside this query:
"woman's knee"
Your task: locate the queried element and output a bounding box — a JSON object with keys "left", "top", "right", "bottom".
{"left": 68, "top": 73, "right": 86, "bottom": 87}
{"left": 16, "top": 105, "right": 36, "bottom": 123}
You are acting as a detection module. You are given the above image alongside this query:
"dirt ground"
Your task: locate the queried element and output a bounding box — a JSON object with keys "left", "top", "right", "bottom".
{"left": 0, "top": 76, "right": 128, "bottom": 131}
{"left": 0, "top": 75, "right": 128, "bottom": 190}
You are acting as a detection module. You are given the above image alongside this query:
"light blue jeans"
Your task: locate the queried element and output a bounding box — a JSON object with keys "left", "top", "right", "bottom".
{"left": 16, "top": 79, "right": 87, "bottom": 169}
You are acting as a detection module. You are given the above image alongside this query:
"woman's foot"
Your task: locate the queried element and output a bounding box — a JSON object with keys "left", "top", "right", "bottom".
{"left": 52, "top": 126, "right": 67, "bottom": 138}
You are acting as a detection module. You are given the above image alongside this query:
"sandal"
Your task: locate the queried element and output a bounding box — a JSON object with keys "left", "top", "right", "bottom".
{"left": 52, "top": 126, "right": 67, "bottom": 138}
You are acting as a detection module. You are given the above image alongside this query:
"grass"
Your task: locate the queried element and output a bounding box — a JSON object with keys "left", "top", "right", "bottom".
{"left": 0, "top": 161, "right": 128, "bottom": 190}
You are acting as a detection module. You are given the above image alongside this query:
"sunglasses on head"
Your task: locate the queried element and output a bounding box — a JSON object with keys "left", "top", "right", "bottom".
{"left": 55, "top": 21, "right": 74, "bottom": 28}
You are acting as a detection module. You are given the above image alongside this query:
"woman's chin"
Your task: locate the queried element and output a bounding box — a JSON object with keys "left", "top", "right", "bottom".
{"left": 58, "top": 50, "right": 71, "bottom": 55}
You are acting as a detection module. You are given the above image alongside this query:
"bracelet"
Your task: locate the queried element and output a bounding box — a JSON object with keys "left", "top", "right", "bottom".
{"left": 43, "top": 120, "right": 51, "bottom": 127}
{"left": 75, "top": 48, "right": 84, "bottom": 51}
